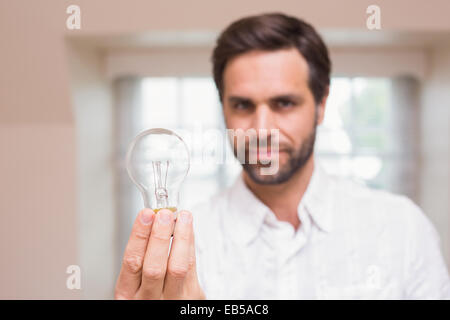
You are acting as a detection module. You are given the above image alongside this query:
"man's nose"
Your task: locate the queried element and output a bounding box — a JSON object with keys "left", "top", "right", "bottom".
{"left": 251, "top": 104, "right": 277, "bottom": 131}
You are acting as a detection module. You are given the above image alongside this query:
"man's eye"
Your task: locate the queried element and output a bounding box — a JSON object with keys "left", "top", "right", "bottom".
{"left": 234, "top": 102, "right": 250, "bottom": 110}
{"left": 277, "top": 100, "right": 294, "bottom": 108}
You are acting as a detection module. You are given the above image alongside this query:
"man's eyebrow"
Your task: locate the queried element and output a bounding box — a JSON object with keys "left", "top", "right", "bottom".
{"left": 269, "top": 94, "right": 304, "bottom": 103}
{"left": 227, "top": 93, "right": 304, "bottom": 104}
{"left": 227, "top": 96, "right": 253, "bottom": 104}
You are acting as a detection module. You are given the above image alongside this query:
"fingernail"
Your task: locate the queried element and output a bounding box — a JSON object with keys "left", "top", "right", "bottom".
{"left": 158, "top": 210, "right": 172, "bottom": 225}
{"left": 179, "top": 211, "right": 192, "bottom": 224}
{"left": 140, "top": 210, "right": 154, "bottom": 225}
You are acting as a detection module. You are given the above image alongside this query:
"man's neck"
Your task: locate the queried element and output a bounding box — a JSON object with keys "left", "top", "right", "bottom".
{"left": 242, "top": 156, "right": 315, "bottom": 230}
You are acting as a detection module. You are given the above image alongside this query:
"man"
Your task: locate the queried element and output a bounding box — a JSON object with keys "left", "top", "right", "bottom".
{"left": 115, "top": 13, "right": 450, "bottom": 299}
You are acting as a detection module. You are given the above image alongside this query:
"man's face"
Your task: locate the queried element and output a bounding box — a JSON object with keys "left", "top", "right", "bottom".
{"left": 222, "top": 48, "right": 327, "bottom": 184}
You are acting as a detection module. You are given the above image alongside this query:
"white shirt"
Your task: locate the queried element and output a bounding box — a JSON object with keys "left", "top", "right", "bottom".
{"left": 191, "top": 163, "right": 450, "bottom": 299}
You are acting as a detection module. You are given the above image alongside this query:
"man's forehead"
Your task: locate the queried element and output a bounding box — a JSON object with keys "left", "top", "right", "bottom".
{"left": 223, "top": 48, "right": 310, "bottom": 98}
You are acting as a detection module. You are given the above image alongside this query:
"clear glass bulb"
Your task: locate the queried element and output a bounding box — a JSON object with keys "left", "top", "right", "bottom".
{"left": 126, "top": 128, "right": 190, "bottom": 213}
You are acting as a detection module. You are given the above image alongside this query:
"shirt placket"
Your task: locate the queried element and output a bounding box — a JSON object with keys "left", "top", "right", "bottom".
{"left": 281, "top": 206, "right": 312, "bottom": 299}
{"left": 273, "top": 223, "right": 298, "bottom": 299}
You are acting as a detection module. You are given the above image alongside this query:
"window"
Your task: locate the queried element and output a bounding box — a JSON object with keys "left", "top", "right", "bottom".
{"left": 316, "top": 77, "right": 393, "bottom": 189}
{"left": 139, "top": 77, "right": 241, "bottom": 210}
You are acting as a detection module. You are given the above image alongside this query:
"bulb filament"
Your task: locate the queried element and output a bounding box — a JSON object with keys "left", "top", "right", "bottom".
{"left": 152, "top": 160, "right": 169, "bottom": 209}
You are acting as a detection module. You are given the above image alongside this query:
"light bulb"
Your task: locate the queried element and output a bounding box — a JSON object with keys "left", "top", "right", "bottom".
{"left": 126, "top": 128, "right": 190, "bottom": 213}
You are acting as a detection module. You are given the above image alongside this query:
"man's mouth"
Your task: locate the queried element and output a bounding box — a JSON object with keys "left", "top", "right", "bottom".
{"left": 254, "top": 150, "right": 271, "bottom": 161}
{"left": 248, "top": 149, "right": 285, "bottom": 162}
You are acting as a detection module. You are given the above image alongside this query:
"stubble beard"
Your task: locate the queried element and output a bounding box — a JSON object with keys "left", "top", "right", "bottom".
{"left": 239, "top": 116, "right": 318, "bottom": 185}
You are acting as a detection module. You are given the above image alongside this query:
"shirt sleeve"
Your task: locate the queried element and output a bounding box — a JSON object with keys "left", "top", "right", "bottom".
{"left": 403, "top": 200, "right": 450, "bottom": 299}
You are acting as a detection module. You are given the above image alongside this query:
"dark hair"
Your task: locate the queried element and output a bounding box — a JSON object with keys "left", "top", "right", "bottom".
{"left": 212, "top": 12, "right": 331, "bottom": 105}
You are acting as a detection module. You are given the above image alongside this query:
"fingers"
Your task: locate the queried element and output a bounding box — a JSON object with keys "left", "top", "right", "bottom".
{"left": 164, "top": 210, "right": 193, "bottom": 299}
{"left": 186, "top": 225, "right": 199, "bottom": 285}
{"left": 139, "top": 208, "right": 175, "bottom": 299}
{"left": 115, "top": 208, "right": 155, "bottom": 299}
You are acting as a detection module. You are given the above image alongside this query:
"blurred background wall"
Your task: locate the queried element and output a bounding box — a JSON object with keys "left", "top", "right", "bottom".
{"left": 0, "top": 0, "right": 449, "bottom": 299}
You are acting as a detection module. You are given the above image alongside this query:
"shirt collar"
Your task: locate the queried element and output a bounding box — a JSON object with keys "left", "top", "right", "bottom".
{"left": 226, "top": 162, "right": 335, "bottom": 245}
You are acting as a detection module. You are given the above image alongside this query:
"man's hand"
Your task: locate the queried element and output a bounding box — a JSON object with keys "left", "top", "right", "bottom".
{"left": 115, "top": 208, "right": 205, "bottom": 300}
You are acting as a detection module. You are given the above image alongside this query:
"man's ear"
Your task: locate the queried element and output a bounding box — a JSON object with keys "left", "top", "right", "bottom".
{"left": 316, "top": 86, "right": 329, "bottom": 125}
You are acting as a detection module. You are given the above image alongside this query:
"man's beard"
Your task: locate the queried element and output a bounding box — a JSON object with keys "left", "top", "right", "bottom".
{"left": 237, "top": 123, "right": 317, "bottom": 185}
